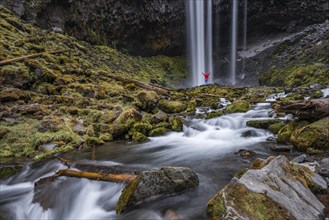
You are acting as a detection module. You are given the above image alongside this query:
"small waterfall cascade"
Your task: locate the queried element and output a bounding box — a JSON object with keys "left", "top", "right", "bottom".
{"left": 242, "top": 0, "right": 248, "bottom": 77}
{"left": 230, "top": 0, "right": 238, "bottom": 85}
{"left": 187, "top": 0, "right": 213, "bottom": 86}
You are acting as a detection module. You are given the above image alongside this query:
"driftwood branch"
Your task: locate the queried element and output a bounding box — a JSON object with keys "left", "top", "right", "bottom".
{"left": 35, "top": 169, "right": 136, "bottom": 187}
{"left": 274, "top": 98, "right": 329, "bottom": 120}
{"left": 107, "top": 74, "right": 170, "bottom": 94}
{"left": 58, "top": 157, "right": 145, "bottom": 175}
{"left": 0, "top": 49, "right": 70, "bottom": 66}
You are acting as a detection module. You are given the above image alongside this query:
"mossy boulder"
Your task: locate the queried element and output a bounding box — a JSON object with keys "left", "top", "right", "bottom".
{"left": 136, "top": 90, "right": 160, "bottom": 112}
{"left": 130, "top": 122, "right": 153, "bottom": 136}
{"left": 246, "top": 119, "right": 283, "bottom": 130}
{"left": 206, "top": 111, "right": 224, "bottom": 119}
{"left": 277, "top": 121, "right": 309, "bottom": 144}
{"left": 0, "top": 63, "right": 34, "bottom": 89}
{"left": 226, "top": 100, "right": 251, "bottom": 113}
{"left": 207, "top": 156, "right": 327, "bottom": 219}
{"left": 131, "top": 132, "right": 149, "bottom": 143}
{"left": 149, "top": 127, "right": 167, "bottom": 137}
{"left": 268, "top": 122, "right": 286, "bottom": 134}
{"left": 169, "top": 117, "right": 184, "bottom": 132}
{"left": 290, "top": 118, "right": 329, "bottom": 151}
{"left": 110, "top": 109, "right": 143, "bottom": 138}
{"left": 116, "top": 167, "right": 199, "bottom": 214}
{"left": 157, "top": 99, "right": 186, "bottom": 114}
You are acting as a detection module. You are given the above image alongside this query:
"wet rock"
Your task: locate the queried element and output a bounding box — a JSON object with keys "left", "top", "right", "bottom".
{"left": 72, "top": 120, "right": 86, "bottom": 135}
{"left": 234, "top": 149, "right": 256, "bottom": 157}
{"left": 270, "top": 144, "right": 293, "bottom": 152}
{"left": 39, "top": 143, "right": 59, "bottom": 151}
{"left": 151, "top": 111, "right": 168, "bottom": 124}
{"left": 319, "top": 158, "right": 329, "bottom": 178}
{"left": 291, "top": 154, "right": 307, "bottom": 163}
{"left": 116, "top": 166, "right": 199, "bottom": 214}
{"left": 241, "top": 130, "right": 261, "bottom": 137}
{"left": 207, "top": 156, "right": 327, "bottom": 219}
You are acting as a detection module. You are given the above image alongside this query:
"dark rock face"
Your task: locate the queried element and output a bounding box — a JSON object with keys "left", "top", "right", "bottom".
{"left": 1, "top": 0, "right": 328, "bottom": 56}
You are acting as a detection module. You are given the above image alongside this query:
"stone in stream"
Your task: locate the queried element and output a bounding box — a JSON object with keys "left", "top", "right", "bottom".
{"left": 270, "top": 144, "right": 293, "bottom": 152}
{"left": 291, "top": 154, "right": 307, "bottom": 163}
{"left": 116, "top": 166, "right": 199, "bottom": 214}
{"left": 207, "top": 155, "right": 327, "bottom": 219}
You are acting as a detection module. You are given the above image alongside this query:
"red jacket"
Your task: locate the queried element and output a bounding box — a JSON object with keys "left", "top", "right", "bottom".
{"left": 202, "top": 72, "right": 211, "bottom": 80}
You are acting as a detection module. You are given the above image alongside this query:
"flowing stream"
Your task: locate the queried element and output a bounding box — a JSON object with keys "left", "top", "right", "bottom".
{"left": 1, "top": 103, "right": 286, "bottom": 219}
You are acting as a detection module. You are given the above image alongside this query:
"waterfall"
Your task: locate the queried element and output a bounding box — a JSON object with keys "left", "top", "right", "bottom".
{"left": 187, "top": 0, "right": 213, "bottom": 86}
{"left": 242, "top": 0, "right": 248, "bottom": 76}
{"left": 230, "top": 0, "right": 238, "bottom": 85}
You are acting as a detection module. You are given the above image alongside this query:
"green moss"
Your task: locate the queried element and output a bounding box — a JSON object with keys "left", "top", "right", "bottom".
{"left": 268, "top": 122, "right": 286, "bottom": 134}
{"left": 234, "top": 168, "right": 249, "bottom": 179}
{"left": 130, "top": 122, "right": 153, "bottom": 136}
{"left": 206, "top": 111, "right": 224, "bottom": 119}
{"left": 169, "top": 117, "right": 184, "bottom": 132}
{"left": 246, "top": 120, "right": 283, "bottom": 130}
{"left": 277, "top": 121, "right": 309, "bottom": 144}
{"left": 33, "top": 145, "right": 74, "bottom": 161}
{"left": 207, "top": 192, "right": 227, "bottom": 218}
{"left": 290, "top": 118, "right": 329, "bottom": 151}
{"left": 116, "top": 176, "right": 140, "bottom": 214}
{"left": 0, "top": 165, "right": 23, "bottom": 180}
{"left": 226, "top": 100, "right": 251, "bottom": 113}
{"left": 157, "top": 99, "right": 186, "bottom": 114}
{"left": 149, "top": 127, "right": 167, "bottom": 137}
{"left": 86, "top": 137, "right": 105, "bottom": 146}
{"left": 132, "top": 132, "right": 149, "bottom": 143}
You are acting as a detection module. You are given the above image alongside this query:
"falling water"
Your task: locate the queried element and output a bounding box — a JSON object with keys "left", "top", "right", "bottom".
{"left": 187, "top": 0, "right": 213, "bottom": 86}
{"left": 230, "top": 0, "right": 238, "bottom": 85}
{"left": 242, "top": 0, "right": 248, "bottom": 76}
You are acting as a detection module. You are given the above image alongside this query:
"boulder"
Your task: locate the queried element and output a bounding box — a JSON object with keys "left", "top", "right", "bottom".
{"left": 246, "top": 119, "right": 283, "bottom": 130}
{"left": 225, "top": 100, "right": 251, "bottom": 113}
{"left": 116, "top": 166, "right": 199, "bottom": 214}
{"left": 276, "top": 120, "right": 309, "bottom": 144}
{"left": 207, "top": 156, "right": 327, "bottom": 219}
{"left": 270, "top": 144, "right": 293, "bottom": 152}
{"left": 291, "top": 118, "right": 329, "bottom": 151}
{"left": 136, "top": 90, "right": 160, "bottom": 112}
{"left": 157, "top": 99, "right": 186, "bottom": 114}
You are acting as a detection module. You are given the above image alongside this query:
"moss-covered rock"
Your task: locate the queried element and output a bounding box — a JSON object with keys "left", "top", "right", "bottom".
{"left": 206, "top": 111, "right": 224, "bottom": 119}
{"left": 277, "top": 121, "right": 309, "bottom": 144}
{"left": 246, "top": 119, "right": 283, "bottom": 130}
{"left": 268, "top": 122, "right": 286, "bottom": 134}
{"left": 149, "top": 127, "right": 167, "bottom": 137}
{"left": 136, "top": 90, "right": 160, "bottom": 112}
{"left": 157, "top": 99, "right": 186, "bottom": 114}
{"left": 130, "top": 122, "right": 153, "bottom": 136}
{"left": 131, "top": 132, "right": 149, "bottom": 143}
{"left": 226, "top": 100, "right": 251, "bottom": 113}
{"left": 169, "top": 117, "right": 184, "bottom": 132}
{"left": 290, "top": 118, "right": 329, "bottom": 151}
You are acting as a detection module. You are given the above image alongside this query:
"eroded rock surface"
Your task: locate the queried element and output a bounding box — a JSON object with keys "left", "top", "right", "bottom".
{"left": 207, "top": 156, "right": 327, "bottom": 219}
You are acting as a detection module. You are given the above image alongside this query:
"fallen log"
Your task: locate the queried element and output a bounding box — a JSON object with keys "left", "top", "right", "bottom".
{"left": 0, "top": 49, "right": 70, "bottom": 66}
{"left": 107, "top": 74, "right": 170, "bottom": 95}
{"left": 35, "top": 169, "right": 136, "bottom": 187}
{"left": 274, "top": 98, "right": 329, "bottom": 121}
{"left": 58, "top": 158, "right": 146, "bottom": 175}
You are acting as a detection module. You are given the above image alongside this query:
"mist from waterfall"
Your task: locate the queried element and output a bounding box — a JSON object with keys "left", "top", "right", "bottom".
{"left": 230, "top": 0, "right": 238, "bottom": 85}
{"left": 187, "top": 0, "right": 213, "bottom": 86}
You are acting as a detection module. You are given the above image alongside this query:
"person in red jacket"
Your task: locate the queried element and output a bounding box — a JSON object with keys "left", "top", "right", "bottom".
{"left": 202, "top": 72, "right": 211, "bottom": 84}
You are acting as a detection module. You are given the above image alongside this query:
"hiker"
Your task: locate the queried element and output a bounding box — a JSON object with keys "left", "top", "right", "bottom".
{"left": 202, "top": 72, "right": 211, "bottom": 84}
